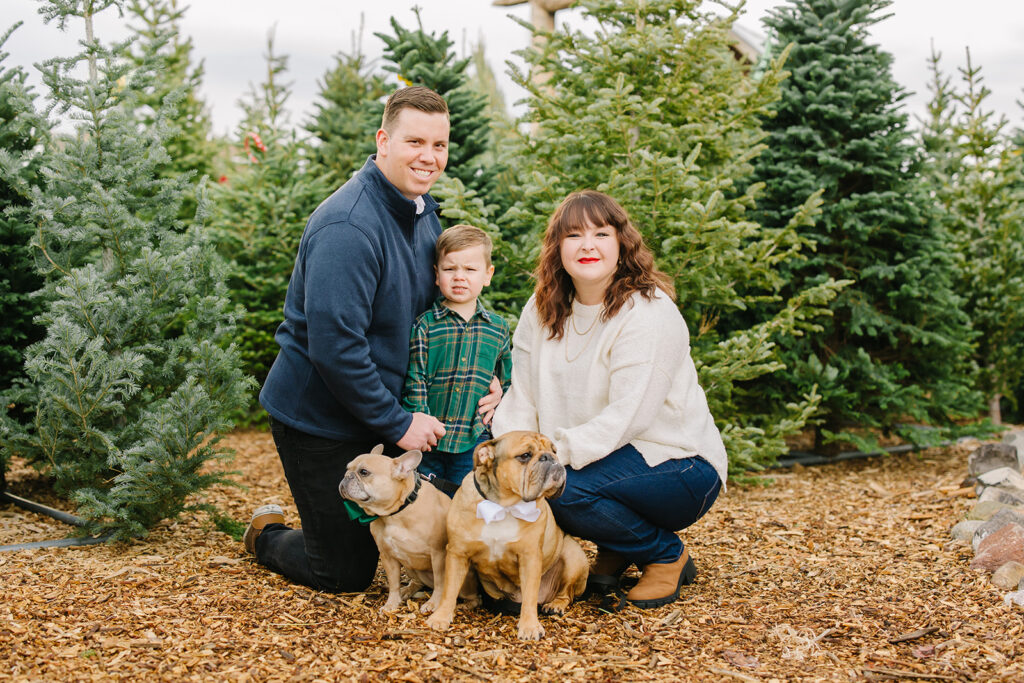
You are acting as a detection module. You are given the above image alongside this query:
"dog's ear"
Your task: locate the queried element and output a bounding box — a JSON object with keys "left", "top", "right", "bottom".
{"left": 474, "top": 440, "right": 497, "bottom": 471}
{"left": 371, "top": 444, "right": 385, "bottom": 455}
{"left": 394, "top": 449, "right": 422, "bottom": 475}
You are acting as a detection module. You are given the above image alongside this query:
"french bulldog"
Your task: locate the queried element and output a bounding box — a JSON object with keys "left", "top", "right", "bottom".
{"left": 425, "top": 431, "right": 588, "bottom": 640}
{"left": 338, "top": 445, "right": 476, "bottom": 613}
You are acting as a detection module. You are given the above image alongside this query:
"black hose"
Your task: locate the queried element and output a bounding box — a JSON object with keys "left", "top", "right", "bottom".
{"left": 0, "top": 533, "right": 113, "bottom": 553}
{"left": 1, "top": 490, "right": 88, "bottom": 527}
{"left": 0, "top": 490, "right": 111, "bottom": 553}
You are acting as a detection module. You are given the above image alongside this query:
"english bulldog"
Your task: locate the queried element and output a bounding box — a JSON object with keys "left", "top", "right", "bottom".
{"left": 338, "top": 445, "right": 476, "bottom": 613}
{"left": 425, "top": 431, "right": 588, "bottom": 640}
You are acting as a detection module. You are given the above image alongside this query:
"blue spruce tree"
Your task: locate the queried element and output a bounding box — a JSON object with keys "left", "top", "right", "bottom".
{"left": 0, "top": 0, "right": 252, "bottom": 540}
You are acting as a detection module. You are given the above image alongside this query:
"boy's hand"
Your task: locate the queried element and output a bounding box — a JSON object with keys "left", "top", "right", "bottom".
{"left": 398, "top": 413, "right": 446, "bottom": 451}
{"left": 478, "top": 377, "right": 503, "bottom": 426}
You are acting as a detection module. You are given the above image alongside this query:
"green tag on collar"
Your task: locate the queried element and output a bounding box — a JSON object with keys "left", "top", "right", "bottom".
{"left": 343, "top": 500, "right": 378, "bottom": 525}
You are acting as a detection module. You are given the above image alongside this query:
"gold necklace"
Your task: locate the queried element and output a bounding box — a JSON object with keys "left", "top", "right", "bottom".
{"left": 570, "top": 309, "right": 600, "bottom": 336}
{"left": 565, "top": 308, "right": 601, "bottom": 363}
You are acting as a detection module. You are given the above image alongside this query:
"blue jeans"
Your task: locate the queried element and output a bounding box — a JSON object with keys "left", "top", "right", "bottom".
{"left": 548, "top": 444, "right": 721, "bottom": 567}
{"left": 417, "top": 433, "right": 489, "bottom": 494}
{"left": 255, "top": 418, "right": 393, "bottom": 592}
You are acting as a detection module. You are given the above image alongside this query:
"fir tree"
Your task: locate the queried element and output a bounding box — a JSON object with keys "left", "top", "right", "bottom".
{"left": 921, "top": 48, "right": 1024, "bottom": 425}
{"left": 438, "top": 0, "right": 846, "bottom": 473}
{"left": 0, "top": 1, "right": 252, "bottom": 540}
{"left": 305, "top": 19, "right": 388, "bottom": 185}
{"left": 124, "top": 0, "right": 217, "bottom": 217}
{"left": 210, "top": 32, "right": 333, "bottom": 417}
{"left": 0, "top": 24, "right": 48, "bottom": 400}
{"left": 748, "top": 0, "right": 978, "bottom": 451}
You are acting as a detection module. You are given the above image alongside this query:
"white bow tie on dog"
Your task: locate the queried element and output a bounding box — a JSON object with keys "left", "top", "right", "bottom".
{"left": 476, "top": 499, "right": 541, "bottom": 524}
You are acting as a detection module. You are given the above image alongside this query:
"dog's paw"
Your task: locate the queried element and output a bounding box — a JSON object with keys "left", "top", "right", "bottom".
{"left": 425, "top": 611, "right": 452, "bottom": 631}
{"left": 517, "top": 619, "right": 545, "bottom": 641}
{"left": 420, "top": 596, "right": 441, "bottom": 614}
{"left": 540, "top": 598, "right": 570, "bottom": 616}
{"left": 380, "top": 596, "right": 403, "bottom": 613}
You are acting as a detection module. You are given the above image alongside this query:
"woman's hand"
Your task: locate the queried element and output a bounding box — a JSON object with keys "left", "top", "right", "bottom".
{"left": 478, "top": 376, "right": 503, "bottom": 425}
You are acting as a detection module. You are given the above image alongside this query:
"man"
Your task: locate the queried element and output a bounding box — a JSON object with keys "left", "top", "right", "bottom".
{"left": 244, "top": 86, "right": 498, "bottom": 592}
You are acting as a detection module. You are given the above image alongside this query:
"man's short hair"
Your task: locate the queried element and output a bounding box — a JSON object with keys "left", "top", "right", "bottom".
{"left": 381, "top": 86, "right": 449, "bottom": 132}
{"left": 436, "top": 225, "right": 493, "bottom": 268}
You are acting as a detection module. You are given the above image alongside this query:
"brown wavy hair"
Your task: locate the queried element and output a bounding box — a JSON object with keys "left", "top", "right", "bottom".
{"left": 535, "top": 190, "right": 675, "bottom": 340}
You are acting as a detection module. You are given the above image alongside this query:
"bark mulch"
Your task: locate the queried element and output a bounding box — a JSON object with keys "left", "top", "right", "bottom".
{"left": 2, "top": 431, "right": 1022, "bottom": 682}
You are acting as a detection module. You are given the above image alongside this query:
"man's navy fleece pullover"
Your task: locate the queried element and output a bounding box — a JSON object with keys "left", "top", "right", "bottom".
{"left": 259, "top": 156, "right": 443, "bottom": 444}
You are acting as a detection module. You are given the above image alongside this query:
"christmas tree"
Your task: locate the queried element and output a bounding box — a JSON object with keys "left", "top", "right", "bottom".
{"left": 440, "top": 0, "right": 846, "bottom": 472}
{"left": 124, "top": 0, "right": 218, "bottom": 217}
{"left": 0, "top": 1, "right": 252, "bottom": 539}
{"left": 305, "top": 19, "right": 388, "bottom": 185}
{"left": 748, "top": 0, "right": 978, "bottom": 451}
{"left": 921, "top": 48, "right": 1024, "bottom": 425}
{"left": 210, "top": 31, "right": 333, "bottom": 416}
{"left": 0, "top": 23, "right": 48, "bottom": 400}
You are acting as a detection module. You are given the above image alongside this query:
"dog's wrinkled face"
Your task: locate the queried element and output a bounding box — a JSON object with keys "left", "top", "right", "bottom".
{"left": 474, "top": 431, "right": 565, "bottom": 503}
{"left": 338, "top": 444, "right": 421, "bottom": 512}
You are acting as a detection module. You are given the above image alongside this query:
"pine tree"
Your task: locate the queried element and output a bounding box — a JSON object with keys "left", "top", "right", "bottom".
{"left": 921, "top": 48, "right": 1024, "bottom": 425}
{"left": 124, "top": 0, "right": 217, "bottom": 217}
{"left": 0, "top": 24, "right": 48, "bottom": 399}
{"left": 438, "top": 0, "right": 846, "bottom": 473}
{"left": 210, "top": 32, "right": 333, "bottom": 418}
{"left": 0, "top": 1, "right": 252, "bottom": 540}
{"left": 376, "top": 8, "right": 500, "bottom": 199}
{"left": 305, "top": 19, "right": 388, "bottom": 185}
{"left": 747, "top": 0, "right": 978, "bottom": 451}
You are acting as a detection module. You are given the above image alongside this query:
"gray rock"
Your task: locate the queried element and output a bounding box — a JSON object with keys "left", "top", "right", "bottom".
{"left": 967, "top": 500, "right": 1021, "bottom": 520}
{"left": 973, "top": 509, "right": 1024, "bottom": 551}
{"left": 977, "top": 467, "right": 1024, "bottom": 490}
{"left": 968, "top": 443, "right": 1020, "bottom": 477}
{"left": 951, "top": 519, "right": 983, "bottom": 542}
{"left": 992, "top": 561, "right": 1024, "bottom": 589}
{"left": 1004, "top": 590, "right": 1024, "bottom": 607}
{"left": 978, "top": 486, "right": 1024, "bottom": 507}
{"left": 971, "top": 523, "right": 1024, "bottom": 572}
{"left": 1002, "top": 430, "right": 1024, "bottom": 465}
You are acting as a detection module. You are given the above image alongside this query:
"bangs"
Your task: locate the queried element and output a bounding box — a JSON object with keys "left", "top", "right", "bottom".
{"left": 547, "top": 191, "right": 628, "bottom": 241}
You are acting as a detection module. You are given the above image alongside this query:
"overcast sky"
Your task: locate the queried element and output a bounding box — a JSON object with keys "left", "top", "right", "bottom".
{"left": 3, "top": 0, "right": 1022, "bottom": 137}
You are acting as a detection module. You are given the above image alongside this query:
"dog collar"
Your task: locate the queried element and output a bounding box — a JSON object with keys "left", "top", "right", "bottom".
{"left": 343, "top": 472, "right": 422, "bottom": 526}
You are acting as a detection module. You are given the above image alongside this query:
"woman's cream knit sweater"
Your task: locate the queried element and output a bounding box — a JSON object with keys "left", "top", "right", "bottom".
{"left": 492, "top": 289, "right": 728, "bottom": 487}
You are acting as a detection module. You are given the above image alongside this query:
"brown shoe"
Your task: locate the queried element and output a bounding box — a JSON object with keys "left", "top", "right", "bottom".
{"left": 625, "top": 549, "right": 697, "bottom": 609}
{"left": 242, "top": 504, "right": 285, "bottom": 554}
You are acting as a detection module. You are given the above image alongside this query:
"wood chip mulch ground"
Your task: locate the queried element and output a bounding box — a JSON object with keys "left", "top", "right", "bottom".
{"left": 2, "top": 431, "right": 1023, "bottom": 682}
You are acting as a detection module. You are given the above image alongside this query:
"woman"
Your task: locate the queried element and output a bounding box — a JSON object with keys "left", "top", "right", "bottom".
{"left": 491, "top": 190, "right": 727, "bottom": 609}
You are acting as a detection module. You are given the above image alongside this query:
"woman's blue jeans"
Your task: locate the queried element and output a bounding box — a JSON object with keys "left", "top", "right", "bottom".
{"left": 548, "top": 444, "right": 721, "bottom": 567}
{"left": 254, "top": 418, "right": 390, "bottom": 592}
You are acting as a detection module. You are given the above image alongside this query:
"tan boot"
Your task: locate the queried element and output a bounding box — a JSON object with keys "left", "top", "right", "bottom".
{"left": 625, "top": 549, "right": 697, "bottom": 608}
{"left": 242, "top": 504, "right": 285, "bottom": 554}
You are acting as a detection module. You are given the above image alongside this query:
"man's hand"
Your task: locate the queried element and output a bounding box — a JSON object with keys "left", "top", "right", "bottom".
{"left": 477, "top": 376, "right": 503, "bottom": 426}
{"left": 397, "top": 412, "right": 446, "bottom": 451}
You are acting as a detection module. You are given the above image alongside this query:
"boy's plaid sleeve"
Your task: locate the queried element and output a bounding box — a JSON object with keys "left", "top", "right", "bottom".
{"left": 402, "top": 321, "right": 430, "bottom": 413}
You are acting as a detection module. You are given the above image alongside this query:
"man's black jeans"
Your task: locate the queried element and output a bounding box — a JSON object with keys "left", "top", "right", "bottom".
{"left": 255, "top": 418, "right": 393, "bottom": 592}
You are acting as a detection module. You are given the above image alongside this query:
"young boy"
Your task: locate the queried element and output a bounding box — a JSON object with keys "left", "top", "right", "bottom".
{"left": 402, "top": 225, "right": 512, "bottom": 488}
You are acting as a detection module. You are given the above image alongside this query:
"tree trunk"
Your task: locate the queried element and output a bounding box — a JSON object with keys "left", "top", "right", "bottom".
{"left": 989, "top": 392, "right": 1003, "bottom": 425}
